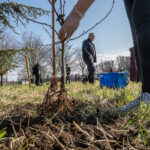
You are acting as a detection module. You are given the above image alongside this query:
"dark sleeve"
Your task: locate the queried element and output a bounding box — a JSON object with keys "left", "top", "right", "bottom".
{"left": 37, "top": 65, "right": 39, "bottom": 71}
{"left": 94, "top": 50, "right": 97, "bottom": 63}
{"left": 82, "top": 41, "right": 91, "bottom": 57}
{"left": 32, "top": 66, "right": 34, "bottom": 71}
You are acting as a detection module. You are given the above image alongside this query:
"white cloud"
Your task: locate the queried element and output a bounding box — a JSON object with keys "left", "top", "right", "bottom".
{"left": 96, "top": 51, "right": 130, "bottom": 64}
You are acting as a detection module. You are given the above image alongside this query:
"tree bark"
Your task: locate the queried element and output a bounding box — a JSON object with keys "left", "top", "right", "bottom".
{"left": 0, "top": 73, "right": 3, "bottom": 86}
{"left": 52, "top": 0, "right": 56, "bottom": 76}
{"left": 6, "top": 75, "right": 8, "bottom": 85}
{"left": 61, "top": 42, "right": 66, "bottom": 91}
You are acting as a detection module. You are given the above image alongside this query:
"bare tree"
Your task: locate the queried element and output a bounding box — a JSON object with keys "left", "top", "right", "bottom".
{"left": 17, "top": 31, "right": 50, "bottom": 78}
{"left": 18, "top": 64, "right": 48, "bottom": 81}
{"left": 47, "top": 44, "right": 76, "bottom": 76}
{"left": 116, "top": 56, "right": 130, "bottom": 72}
{"left": 74, "top": 48, "right": 86, "bottom": 75}
{"left": 0, "top": 28, "right": 19, "bottom": 86}
{"left": 101, "top": 60, "right": 115, "bottom": 72}
{"left": 0, "top": 27, "right": 18, "bottom": 50}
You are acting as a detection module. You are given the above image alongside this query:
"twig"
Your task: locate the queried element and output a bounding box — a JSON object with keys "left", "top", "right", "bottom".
{"left": 63, "top": 0, "right": 66, "bottom": 15}
{"left": 123, "top": 137, "right": 125, "bottom": 149}
{"left": 18, "top": 106, "right": 64, "bottom": 150}
{"left": 21, "top": 129, "right": 25, "bottom": 137}
{"left": 110, "top": 129, "right": 129, "bottom": 133}
{"left": 52, "top": 132, "right": 66, "bottom": 150}
{"left": 97, "top": 121, "right": 113, "bottom": 139}
{"left": 74, "top": 138, "right": 91, "bottom": 146}
{"left": 43, "top": 26, "right": 61, "bottom": 49}
{"left": 94, "top": 139, "right": 117, "bottom": 143}
{"left": 43, "top": 26, "right": 52, "bottom": 39}
{"left": 97, "top": 119, "right": 113, "bottom": 150}
{"left": 21, "top": 14, "right": 58, "bottom": 35}
{"left": 73, "top": 121, "right": 94, "bottom": 141}
{"left": 46, "top": 130, "right": 55, "bottom": 145}
{"left": 19, "top": 118, "right": 22, "bottom": 133}
{"left": 26, "top": 112, "right": 30, "bottom": 134}
{"left": 58, "top": 123, "right": 64, "bottom": 137}
{"left": 9, "top": 117, "right": 18, "bottom": 138}
{"left": 60, "top": 0, "right": 63, "bottom": 15}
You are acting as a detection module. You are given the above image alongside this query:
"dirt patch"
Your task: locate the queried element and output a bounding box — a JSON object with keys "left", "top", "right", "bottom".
{"left": 0, "top": 100, "right": 146, "bottom": 150}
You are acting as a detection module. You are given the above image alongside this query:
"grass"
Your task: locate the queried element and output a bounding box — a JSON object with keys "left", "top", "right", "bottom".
{"left": 0, "top": 81, "right": 150, "bottom": 148}
{"left": 0, "top": 81, "right": 141, "bottom": 107}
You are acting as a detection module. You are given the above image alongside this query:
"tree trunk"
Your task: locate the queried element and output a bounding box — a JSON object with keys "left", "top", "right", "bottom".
{"left": 6, "top": 75, "right": 8, "bottom": 85}
{"left": 0, "top": 73, "right": 3, "bottom": 86}
{"left": 52, "top": 0, "right": 56, "bottom": 76}
{"left": 25, "top": 55, "right": 31, "bottom": 87}
{"left": 61, "top": 42, "right": 66, "bottom": 91}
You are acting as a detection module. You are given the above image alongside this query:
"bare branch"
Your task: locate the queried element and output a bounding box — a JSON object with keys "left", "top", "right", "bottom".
{"left": 48, "top": 0, "right": 65, "bottom": 25}
{"left": 60, "top": 0, "right": 63, "bottom": 15}
{"left": 67, "top": 0, "right": 115, "bottom": 42}
{"left": 43, "top": 26, "right": 52, "bottom": 39}
{"left": 43, "top": 26, "right": 61, "bottom": 49}
{"left": 63, "top": 0, "right": 66, "bottom": 15}
{"left": 21, "top": 14, "right": 58, "bottom": 35}
{"left": 48, "top": 0, "right": 59, "bottom": 19}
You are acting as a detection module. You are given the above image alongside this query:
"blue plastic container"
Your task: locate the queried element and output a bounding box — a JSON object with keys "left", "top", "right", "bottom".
{"left": 98, "top": 72, "right": 128, "bottom": 89}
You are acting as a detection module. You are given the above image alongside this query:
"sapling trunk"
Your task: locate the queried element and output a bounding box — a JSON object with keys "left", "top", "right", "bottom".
{"left": 61, "top": 41, "right": 66, "bottom": 92}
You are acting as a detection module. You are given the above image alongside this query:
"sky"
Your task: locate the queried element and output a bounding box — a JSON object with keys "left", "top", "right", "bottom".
{"left": 7, "top": 0, "right": 133, "bottom": 53}
{"left": 4, "top": 0, "right": 133, "bottom": 81}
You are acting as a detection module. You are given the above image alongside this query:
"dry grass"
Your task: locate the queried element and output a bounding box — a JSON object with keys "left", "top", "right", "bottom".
{"left": 0, "top": 81, "right": 149, "bottom": 149}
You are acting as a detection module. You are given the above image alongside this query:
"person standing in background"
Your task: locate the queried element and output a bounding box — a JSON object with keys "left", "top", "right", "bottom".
{"left": 66, "top": 64, "right": 71, "bottom": 84}
{"left": 32, "top": 62, "right": 42, "bottom": 86}
{"left": 82, "top": 33, "right": 97, "bottom": 84}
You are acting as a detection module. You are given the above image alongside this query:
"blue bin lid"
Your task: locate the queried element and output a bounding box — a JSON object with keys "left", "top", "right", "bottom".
{"left": 98, "top": 72, "right": 127, "bottom": 76}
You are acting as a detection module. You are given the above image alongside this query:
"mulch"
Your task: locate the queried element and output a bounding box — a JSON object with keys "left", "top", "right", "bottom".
{"left": 0, "top": 98, "right": 147, "bottom": 150}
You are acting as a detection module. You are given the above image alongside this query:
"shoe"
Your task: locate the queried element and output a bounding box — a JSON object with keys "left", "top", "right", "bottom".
{"left": 115, "top": 92, "right": 150, "bottom": 114}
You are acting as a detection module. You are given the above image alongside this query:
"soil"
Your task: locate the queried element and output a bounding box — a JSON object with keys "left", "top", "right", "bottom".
{"left": 0, "top": 100, "right": 147, "bottom": 150}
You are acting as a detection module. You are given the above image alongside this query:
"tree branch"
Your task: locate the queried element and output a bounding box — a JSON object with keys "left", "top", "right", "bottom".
{"left": 67, "top": 0, "right": 115, "bottom": 42}
{"left": 20, "top": 14, "right": 58, "bottom": 35}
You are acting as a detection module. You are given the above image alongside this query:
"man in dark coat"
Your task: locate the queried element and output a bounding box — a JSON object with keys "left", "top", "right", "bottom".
{"left": 32, "top": 62, "right": 42, "bottom": 86}
{"left": 82, "top": 33, "right": 97, "bottom": 84}
{"left": 66, "top": 64, "right": 71, "bottom": 84}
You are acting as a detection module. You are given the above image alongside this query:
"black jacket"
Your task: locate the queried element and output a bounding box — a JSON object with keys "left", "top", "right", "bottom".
{"left": 66, "top": 66, "right": 71, "bottom": 75}
{"left": 32, "top": 63, "right": 41, "bottom": 75}
{"left": 82, "top": 38, "right": 97, "bottom": 63}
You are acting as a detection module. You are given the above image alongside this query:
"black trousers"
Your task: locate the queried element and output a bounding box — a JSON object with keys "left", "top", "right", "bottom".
{"left": 35, "top": 74, "right": 40, "bottom": 86}
{"left": 124, "top": 0, "right": 150, "bottom": 93}
{"left": 83, "top": 58, "right": 95, "bottom": 84}
{"left": 66, "top": 75, "right": 71, "bottom": 84}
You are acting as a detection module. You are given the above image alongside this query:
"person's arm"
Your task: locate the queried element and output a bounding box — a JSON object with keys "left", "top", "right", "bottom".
{"left": 75, "top": 0, "right": 95, "bottom": 15}
{"left": 82, "top": 41, "right": 91, "bottom": 57}
{"left": 58, "top": 0, "right": 95, "bottom": 41}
